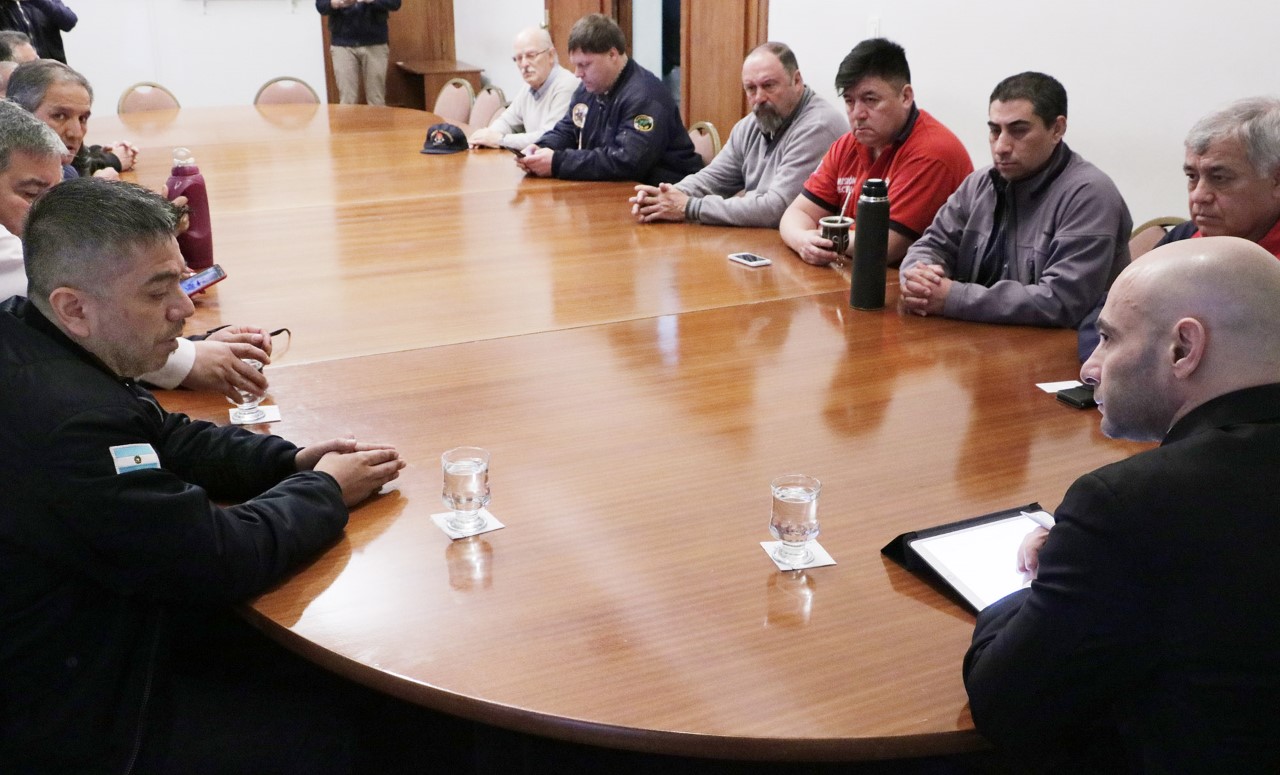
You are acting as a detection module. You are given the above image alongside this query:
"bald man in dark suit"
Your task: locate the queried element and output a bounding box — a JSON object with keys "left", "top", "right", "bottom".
{"left": 964, "top": 237, "right": 1280, "bottom": 772}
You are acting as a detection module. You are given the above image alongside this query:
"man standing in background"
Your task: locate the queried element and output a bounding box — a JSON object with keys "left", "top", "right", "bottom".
{"left": 0, "top": 0, "right": 75, "bottom": 63}
{"left": 317, "top": 0, "right": 401, "bottom": 106}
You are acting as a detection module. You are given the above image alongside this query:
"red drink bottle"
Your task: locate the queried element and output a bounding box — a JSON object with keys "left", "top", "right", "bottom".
{"left": 165, "top": 147, "right": 214, "bottom": 270}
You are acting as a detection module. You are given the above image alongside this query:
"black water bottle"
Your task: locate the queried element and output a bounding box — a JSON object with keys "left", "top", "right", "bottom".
{"left": 850, "top": 178, "right": 889, "bottom": 310}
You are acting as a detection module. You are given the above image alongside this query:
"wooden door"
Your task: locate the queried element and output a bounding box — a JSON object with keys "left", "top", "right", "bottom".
{"left": 681, "top": 0, "right": 768, "bottom": 135}
{"left": 544, "top": 0, "right": 612, "bottom": 56}
{"left": 544, "top": 0, "right": 766, "bottom": 133}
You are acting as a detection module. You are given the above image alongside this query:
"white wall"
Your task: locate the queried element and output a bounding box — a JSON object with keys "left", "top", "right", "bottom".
{"left": 770, "top": 0, "right": 1280, "bottom": 224}
{"left": 67, "top": 0, "right": 326, "bottom": 114}
{"left": 452, "top": 0, "right": 544, "bottom": 96}
{"left": 62, "top": 0, "right": 1280, "bottom": 223}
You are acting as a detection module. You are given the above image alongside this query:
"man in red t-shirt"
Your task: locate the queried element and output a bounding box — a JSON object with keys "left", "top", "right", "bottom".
{"left": 779, "top": 38, "right": 972, "bottom": 267}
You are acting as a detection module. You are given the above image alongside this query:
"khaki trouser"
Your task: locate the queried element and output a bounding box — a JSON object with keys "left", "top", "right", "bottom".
{"left": 330, "top": 43, "right": 389, "bottom": 105}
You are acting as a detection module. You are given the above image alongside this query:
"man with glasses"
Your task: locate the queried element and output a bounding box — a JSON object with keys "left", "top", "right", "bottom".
{"left": 469, "top": 27, "right": 577, "bottom": 152}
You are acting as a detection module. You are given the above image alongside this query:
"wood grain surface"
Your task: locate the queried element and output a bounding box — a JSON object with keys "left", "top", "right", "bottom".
{"left": 120, "top": 106, "right": 1146, "bottom": 760}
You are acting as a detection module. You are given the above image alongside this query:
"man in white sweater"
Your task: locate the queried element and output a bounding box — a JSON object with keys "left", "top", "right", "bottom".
{"left": 627, "top": 42, "right": 845, "bottom": 228}
{"left": 468, "top": 27, "right": 578, "bottom": 152}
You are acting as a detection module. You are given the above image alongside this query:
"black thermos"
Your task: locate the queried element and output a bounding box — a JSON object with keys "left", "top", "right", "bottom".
{"left": 850, "top": 178, "right": 889, "bottom": 310}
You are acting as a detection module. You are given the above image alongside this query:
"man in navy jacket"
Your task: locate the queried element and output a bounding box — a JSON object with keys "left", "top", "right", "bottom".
{"left": 518, "top": 13, "right": 702, "bottom": 186}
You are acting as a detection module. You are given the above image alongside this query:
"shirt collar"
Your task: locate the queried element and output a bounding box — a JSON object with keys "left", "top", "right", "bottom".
{"left": 987, "top": 140, "right": 1072, "bottom": 197}
{"left": 531, "top": 66, "right": 561, "bottom": 99}
{"left": 1191, "top": 215, "right": 1280, "bottom": 259}
{"left": 1163, "top": 383, "right": 1280, "bottom": 446}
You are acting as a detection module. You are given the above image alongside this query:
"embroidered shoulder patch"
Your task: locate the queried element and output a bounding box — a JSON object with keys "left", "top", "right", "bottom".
{"left": 110, "top": 443, "right": 160, "bottom": 474}
{"left": 633, "top": 115, "right": 654, "bottom": 132}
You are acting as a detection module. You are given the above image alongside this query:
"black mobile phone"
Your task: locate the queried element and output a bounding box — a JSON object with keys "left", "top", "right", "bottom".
{"left": 1056, "top": 384, "right": 1097, "bottom": 409}
{"left": 180, "top": 264, "right": 226, "bottom": 296}
{"left": 508, "top": 147, "right": 527, "bottom": 158}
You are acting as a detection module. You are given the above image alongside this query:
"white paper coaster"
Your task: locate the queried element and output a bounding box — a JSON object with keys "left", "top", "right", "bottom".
{"left": 431, "top": 509, "right": 505, "bottom": 539}
{"left": 760, "top": 540, "right": 837, "bottom": 571}
{"left": 228, "top": 404, "right": 282, "bottom": 425}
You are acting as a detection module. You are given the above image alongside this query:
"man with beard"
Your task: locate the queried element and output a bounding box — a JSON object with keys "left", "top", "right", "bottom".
{"left": 780, "top": 37, "right": 971, "bottom": 267}
{"left": 627, "top": 42, "right": 845, "bottom": 228}
{"left": 964, "top": 237, "right": 1280, "bottom": 771}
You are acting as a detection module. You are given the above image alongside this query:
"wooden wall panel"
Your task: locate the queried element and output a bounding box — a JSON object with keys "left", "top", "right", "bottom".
{"left": 681, "top": 0, "right": 767, "bottom": 135}
{"left": 544, "top": 0, "right": 612, "bottom": 58}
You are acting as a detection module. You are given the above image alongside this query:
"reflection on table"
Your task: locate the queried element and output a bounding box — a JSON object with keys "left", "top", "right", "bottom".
{"left": 140, "top": 105, "right": 1144, "bottom": 761}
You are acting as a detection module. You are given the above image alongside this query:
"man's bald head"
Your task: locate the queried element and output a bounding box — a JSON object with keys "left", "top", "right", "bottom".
{"left": 512, "top": 27, "right": 557, "bottom": 90}
{"left": 514, "top": 27, "right": 553, "bottom": 52}
{"left": 1083, "top": 236, "right": 1280, "bottom": 440}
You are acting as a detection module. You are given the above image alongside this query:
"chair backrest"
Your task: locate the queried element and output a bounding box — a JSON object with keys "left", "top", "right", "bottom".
{"left": 688, "top": 120, "right": 721, "bottom": 166}
{"left": 1129, "top": 216, "right": 1186, "bottom": 259}
{"left": 254, "top": 76, "right": 320, "bottom": 106}
{"left": 467, "top": 85, "right": 506, "bottom": 129}
{"left": 432, "top": 78, "right": 475, "bottom": 126}
{"left": 117, "top": 82, "right": 180, "bottom": 114}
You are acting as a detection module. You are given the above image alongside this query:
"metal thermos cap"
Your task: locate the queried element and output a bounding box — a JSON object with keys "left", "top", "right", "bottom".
{"left": 860, "top": 178, "right": 888, "bottom": 200}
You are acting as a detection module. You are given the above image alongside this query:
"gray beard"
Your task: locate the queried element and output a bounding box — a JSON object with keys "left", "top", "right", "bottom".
{"left": 754, "top": 106, "right": 785, "bottom": 135}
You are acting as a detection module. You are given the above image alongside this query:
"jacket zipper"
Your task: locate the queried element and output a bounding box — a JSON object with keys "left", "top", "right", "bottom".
{"left": 122, "top": 610, "right": 164, "bottom": 775}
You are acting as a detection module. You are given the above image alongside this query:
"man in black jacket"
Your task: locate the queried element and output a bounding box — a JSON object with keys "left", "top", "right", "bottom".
{"left": 0, "top": 0, "right": 75, "bottom": 63}
{"left": 0, "top": 178, "right": 406, "bottom": 772}
{"left": 964, "top": 236, "right": 1280, "bottom": 771}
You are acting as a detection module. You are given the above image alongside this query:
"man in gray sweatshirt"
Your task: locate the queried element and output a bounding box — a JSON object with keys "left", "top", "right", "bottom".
{"left": 900, "top": 72, "right": 1131, "bottom": 327}
{"left": 628, "top": 42, "right": 845, "bottom": 228}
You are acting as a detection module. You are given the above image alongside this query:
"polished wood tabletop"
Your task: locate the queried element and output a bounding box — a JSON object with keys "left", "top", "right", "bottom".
{"left": 97, "top": 106, "right": 847, "bottom": 364}
{"left": 137, "top": 106, "right": 1146, "bottom": 761}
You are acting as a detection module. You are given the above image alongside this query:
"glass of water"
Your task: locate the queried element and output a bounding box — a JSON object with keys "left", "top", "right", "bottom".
{"left": 769, "top": 474, "right": 821, "bottom": 567}
{"left": 441, "top": 447, "right": 491, "bottom": 534}
{"left": 226, "top": 358, "right": 266, "bottom": 424}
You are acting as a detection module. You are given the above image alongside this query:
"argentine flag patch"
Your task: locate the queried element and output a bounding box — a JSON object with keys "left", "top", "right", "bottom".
{"left": 110, "top": 443, "right": 160, "bottom": 474}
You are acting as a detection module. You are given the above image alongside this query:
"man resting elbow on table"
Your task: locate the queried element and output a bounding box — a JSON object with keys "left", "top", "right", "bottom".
{"left": 779, "top": 37, "right": 971, "bottom": 267}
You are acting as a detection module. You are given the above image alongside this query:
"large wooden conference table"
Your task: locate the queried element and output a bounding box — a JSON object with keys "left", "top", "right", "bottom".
{"left": 95, "top": 106, "right": 1144, "bottom": 761}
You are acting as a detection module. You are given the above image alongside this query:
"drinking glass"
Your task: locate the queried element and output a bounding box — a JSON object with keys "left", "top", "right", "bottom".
{"left": 226, "top": 358, "right": 266, "bottom": 423}
{"left": 769, "top": 474, "right": 821, "bottom": 566}
{"left": 441, "top": 447, "right": 491, "bottom": 534}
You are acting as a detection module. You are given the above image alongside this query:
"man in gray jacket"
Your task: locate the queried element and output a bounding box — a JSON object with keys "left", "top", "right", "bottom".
{"left": 628, "top": 42, "right": 845, "bottom": 228}
{"left": 900, "top": 72, "right": 1131, "bottom": 327}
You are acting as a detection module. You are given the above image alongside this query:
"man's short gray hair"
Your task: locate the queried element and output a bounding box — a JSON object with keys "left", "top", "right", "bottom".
{"left": 6, "top": 59, "right": 93, "bottom": 113}
{"left": 0, "top": 98, "right": 66, "bottom": 174}
{"left": 25, "top": 178, "right": 185, "bottom": 310}
{"left": 1185, "top": 96, "right": 1280, "bottom": 178}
